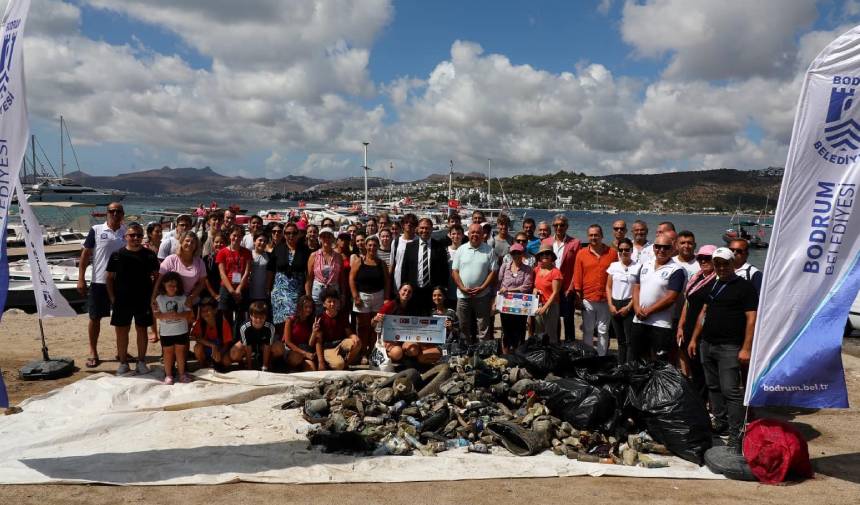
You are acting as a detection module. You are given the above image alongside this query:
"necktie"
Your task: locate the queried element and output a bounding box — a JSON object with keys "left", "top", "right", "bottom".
{"left": 420, "top": 241, "right": 430, "bottom": 287}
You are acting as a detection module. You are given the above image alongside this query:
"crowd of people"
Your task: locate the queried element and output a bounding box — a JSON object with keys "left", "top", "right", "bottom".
{"left": 78, "top": 203, "right": 761, "bottom": 448}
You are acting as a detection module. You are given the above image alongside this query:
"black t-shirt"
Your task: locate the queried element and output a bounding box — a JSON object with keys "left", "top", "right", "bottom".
{"left": 106, "top": 247, "right": 160, "bottom": 303}
{"left": 702, "top": 276, "right": 759, "bottom": 345}
{"left": 267, "top": 243, "right": 309, "bottom": 278}
{"left": 682, "top": 276, "right": 716, "bottom": 339}
{"left": 239, "top": 321, "right": 278, "bottom": 347}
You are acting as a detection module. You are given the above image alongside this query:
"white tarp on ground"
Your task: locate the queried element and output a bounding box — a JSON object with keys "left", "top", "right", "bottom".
{"left": 0, "top": 370, "right": 723, "bottom": 485}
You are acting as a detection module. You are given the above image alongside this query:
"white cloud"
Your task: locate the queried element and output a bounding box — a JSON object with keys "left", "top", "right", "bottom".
{"left": 620, "top": 0, "right": 817, "bottom": 81}
{"left": 7, "top": 0, "right": 856, "bottom": 180}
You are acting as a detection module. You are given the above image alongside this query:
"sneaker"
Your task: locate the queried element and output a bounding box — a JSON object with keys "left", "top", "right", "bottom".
{"left": 163, "top": 375, "right": 174, "bottom": 385}
{"left": 136, "top": 361, "right": 151, "bottom": 375}
{"left": 116, "top": 362, "right": 131, "bottom": 376}
{"left": 179, "top": 374, "right": 192, "bottom": 384}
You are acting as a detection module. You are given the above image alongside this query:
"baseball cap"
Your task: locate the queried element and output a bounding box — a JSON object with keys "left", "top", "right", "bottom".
{"left": 712, "top": 247, "right": 733, "bottom": 261}
{"left": 696, "top": 244, "right": 717, "bottom": 256}
{"left": 509, "top": 243, "right": 524, "bottom": 254}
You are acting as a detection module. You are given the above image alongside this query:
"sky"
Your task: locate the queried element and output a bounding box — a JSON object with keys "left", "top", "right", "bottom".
{"left": 8, "top": 0, "right": 860, "bottom": 180}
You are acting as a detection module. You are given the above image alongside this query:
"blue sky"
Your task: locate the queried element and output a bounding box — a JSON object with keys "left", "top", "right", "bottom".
{"left": 16, "top": 0, "right": 860, "bottom": 180}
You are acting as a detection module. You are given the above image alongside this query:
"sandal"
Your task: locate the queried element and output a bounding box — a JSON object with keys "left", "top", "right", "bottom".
{"left": 85, "top": 357, "right": 100, "bottom": 368}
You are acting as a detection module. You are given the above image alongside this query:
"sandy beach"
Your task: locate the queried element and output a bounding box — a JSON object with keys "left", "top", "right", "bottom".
{"left": 1, "top": 310, "right": 859, "bottom": 504}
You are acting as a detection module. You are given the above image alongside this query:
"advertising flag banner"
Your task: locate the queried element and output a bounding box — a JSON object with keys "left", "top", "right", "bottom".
{"left": 0, "top": 0, "right": 31, "bottom": 321}
{"left": 746, "top": 26, "right": 860, "bottom": 408}
{"left": 14, "top": 180, "right": 76, "bottom": 318}
{"left": 382, "top": 315, "right": 447, "bottom": 344}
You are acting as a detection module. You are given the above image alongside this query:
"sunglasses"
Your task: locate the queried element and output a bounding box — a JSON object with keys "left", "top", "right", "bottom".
{"left": 730, "top": 248, "right": 748, "bottom": 254}
{"left": 107, "top": 209, "right": 124, "bottom": 214}
{"left": 653, "top": 244, "right": 672, "bottom": 251}
{"left": 127, "top": 233, "right": 142, "bottom": 238}
{"left": 613, "top": 227, "right": 626, "bottom": 231}
{"left": 618, "top": 248, "right": 631, "bottom": 253}
{"left": 696, "top": 255, "right": 712, "bottom": 261}
{"left": 515, "top": 239, "right": 527, "bottom": 244}
{"left": 553, "top": 223, "right": 566, "bottom": 227}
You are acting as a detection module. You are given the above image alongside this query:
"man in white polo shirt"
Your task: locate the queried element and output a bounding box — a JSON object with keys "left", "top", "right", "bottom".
{"left": 631, "top": 234, "right": 686, "bottom": 362}
{"left": 452, "top": 223, "right": 498, "bottom": 343}
{"left": 77, "top": 202, "right": 127, "bottom": 368}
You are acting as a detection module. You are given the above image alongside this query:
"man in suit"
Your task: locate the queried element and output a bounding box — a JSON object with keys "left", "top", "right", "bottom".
{"left": 542, "top": 213, "right": 581, "bottom": 341}
{"left": 401, "top": 218, "right": 450, "bottom": 315}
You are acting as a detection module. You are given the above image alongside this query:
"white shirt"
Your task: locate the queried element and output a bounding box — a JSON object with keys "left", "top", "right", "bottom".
{"left": 633, "top": 258, "right": 686, "bottom": 329}
{"left": 155, "top": 294, "right": 189, "bottom": 336}
{"left": 630, "top": 240, "right": 656, "bottom": 264}
{"left": 158, "top": 236, "right": 180, "bottom": 260}
{"left": 672, "top": 255, "right": 699, "bottom": 317}
{"left": 393, "top": 235, "right": 416, "bottom": 289}
{"left": 553, "top": 239, "right": 565, "bottom": 269}
{"left": 606, "top": 261, "right": 642, "bottom": 301}
{"left": 84, "top": 223, "right": 127, "bottom": 284}
{"left": 241, "top": 233, "right": 256, "bottom": 251}
{"left": 417, "top": 238, "right": 432, "bottom": 288}
{"left": 735, "top": 262, "right": 761, "bottom": 280}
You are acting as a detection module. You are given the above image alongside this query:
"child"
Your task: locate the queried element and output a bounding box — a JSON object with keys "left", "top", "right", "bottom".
{"left": 153, "top": 272, "right": 194, "bottom": 384}
{"left": 204, "top": 233, "right": 226, "bottom": 300}
{"left": 533, "top": 245, "right": 563, "bottom": 344}
{"left": 234, "top": 301, "right": 277, "bottom": 370}
{"left": 217, "top": 225, "right": 252, "bottom": 326}
{"left": 191, "top": 297, "right": 234, "bottom": 369}
{"left": 431, "top": 286, "right": 458, "bottom": 343}
{"left": 314, "top": 288, "right": 362, "bottom": 370}
{"left": 266, "top": 295, "right": 317, "bottom": 371}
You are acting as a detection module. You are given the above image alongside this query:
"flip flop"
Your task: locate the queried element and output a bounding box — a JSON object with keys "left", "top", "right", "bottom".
{"left": 85, "top": 357, "right": 100, "bottom": 368}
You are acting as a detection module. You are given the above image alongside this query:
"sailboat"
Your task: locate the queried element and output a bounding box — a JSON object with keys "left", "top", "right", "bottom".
{"left": 548, "top": 182, "right": 567, "bottom": 212}
{"left": 23, "top": 116, "right": 126, "bottom": 205}
{"left": 722, "top": 199, "right": 769, "bottom": 248}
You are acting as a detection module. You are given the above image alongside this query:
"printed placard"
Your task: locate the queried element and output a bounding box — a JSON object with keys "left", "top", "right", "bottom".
{"left": 495, "top": 292, "right": 539, "bottom": 316}
{"left": 382, "top": 315, "right": 447, "bottom": 344}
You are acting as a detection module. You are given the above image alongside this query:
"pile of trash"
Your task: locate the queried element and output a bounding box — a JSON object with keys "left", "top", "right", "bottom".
{"left": 286, "top": 337, "right": 713, "bottom": 467}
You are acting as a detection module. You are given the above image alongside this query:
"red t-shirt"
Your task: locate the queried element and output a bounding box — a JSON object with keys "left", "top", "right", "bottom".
{"left": 215, "top": 247, "right": 252, "bottom": 286}
{"left": 191, "top": 317, "right": 233, "bottom": 346}
{"left": 534, "top": 267, "right": 563, "bottom": 304}
{"left": 378, "top": 299, "right": 407, "bottom": 316}
{"left": 319, "top": 311, "right": 353, "bottom": 343}
{"left": 286, "top": 316, "right": 313, "bottom": 345}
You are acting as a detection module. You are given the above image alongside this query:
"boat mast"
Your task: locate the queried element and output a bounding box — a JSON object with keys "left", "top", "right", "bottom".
{"left": 30, "top": 133, "right": 35, "bottom": 184}
{"left": 448, "top": 159, "right": 453, "bottom": 201}
{"left": 487, "top": 158, "right": 491, "bottom": 206}
{"left": 388, "top": 161, "right": 394, "bottom": 203}
{"left": 362, "top": 141, "right": 370, "bottom": 215}
{"left": 60, "top": 115, "right": 64, "bottom": 179}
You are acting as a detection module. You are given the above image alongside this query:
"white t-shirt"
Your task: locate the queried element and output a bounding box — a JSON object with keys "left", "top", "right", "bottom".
{"left": 632, "top": 241, "right": 653, "bottom": 264}
{"left": 553, "top": 239, "right": 565, "bottom": 269}
{"left": 633, "top": 258, "right": 686, "bottom": 328}
{"left": 83, "top": 223, "right": 127, "bottom": 284}
{"left": 249, "top": 251, "right": 270, "bottom": 300}
{"left": 672, "top": 256, "right": 699, "bottom": 317}
{"left": 241, "top": 233, "right": 256, "bottom": 251}
{"left": 606, "top": 261, "right": 642, "bottom": 301}
{"left": 156, "top": 294, "right": 189, "bottom": 336}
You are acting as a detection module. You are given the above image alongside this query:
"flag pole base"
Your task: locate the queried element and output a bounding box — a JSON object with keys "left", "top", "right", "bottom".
{"left": 19, "top": 358, "right": 75, "bottom": 381}
{"left": 18, "top": 319, "right": 75, "bottom": 380}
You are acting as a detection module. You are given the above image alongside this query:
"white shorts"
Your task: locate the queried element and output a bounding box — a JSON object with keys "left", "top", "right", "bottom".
{"left": 354, "top": 290, "right": 385, "bottom": 314}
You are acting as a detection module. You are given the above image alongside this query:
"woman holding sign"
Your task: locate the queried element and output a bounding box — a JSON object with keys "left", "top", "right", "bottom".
{"left": 372, "top": 283, "right": 443, "bottom": 365}
{"left": 496, "top": 243, "right": 534, "bottom": 353}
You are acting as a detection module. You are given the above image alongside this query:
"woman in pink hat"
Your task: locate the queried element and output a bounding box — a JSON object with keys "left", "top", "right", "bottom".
{"left": 676, "top": 244, "right": 717, "bottom": 401}
{"left": 496, "top": 242, "right": 534, "bottom": 353}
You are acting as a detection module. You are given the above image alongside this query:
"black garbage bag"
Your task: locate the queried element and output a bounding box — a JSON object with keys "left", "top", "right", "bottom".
{"left": 532, "top": 377, "right": 616, "bottom": 430}
{"left": 570, "top": 355, "right": 619, "bottom": 383}
{"left": 558, "top": 339, "right": 598, "bottom": 359}
{"left": 513, "top": 336, "right": 567, "bottom": 377}
{"left": 626, "top": 362, "right": 712, "bottom": 465}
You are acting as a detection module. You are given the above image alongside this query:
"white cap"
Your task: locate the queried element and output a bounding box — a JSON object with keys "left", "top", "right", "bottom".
{"left": 319, "top": 227, "right": 335, "bottom": 237}
{"left": 712, "top": 247, "right": 734, "bottom": 261}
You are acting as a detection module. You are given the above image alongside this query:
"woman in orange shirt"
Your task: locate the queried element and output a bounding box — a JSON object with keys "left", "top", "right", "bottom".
{"left": 533, "top": 245, "right": 563, "bottom": 343}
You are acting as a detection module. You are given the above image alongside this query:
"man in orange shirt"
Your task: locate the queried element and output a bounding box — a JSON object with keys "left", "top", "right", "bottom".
{"left": 572, "top": 225, "right": 617, "bottom": 355}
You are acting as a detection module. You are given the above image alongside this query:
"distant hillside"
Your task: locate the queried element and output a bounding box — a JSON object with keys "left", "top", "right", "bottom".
{"left": 603, "top": 167, "right": 783, "bottom": 209}
{"left": 66, "top": 167, "right": 324, "bottom": 196}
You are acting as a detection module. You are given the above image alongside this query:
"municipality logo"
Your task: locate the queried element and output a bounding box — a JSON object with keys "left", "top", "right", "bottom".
{"left": 0, "top": 16, "right": 21, "bottom": 114}
{"left": 813, "top": 77, "right": 860, "bottom": 165}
